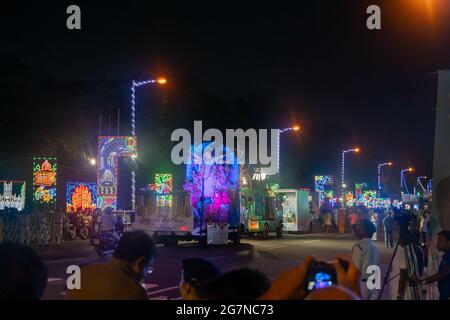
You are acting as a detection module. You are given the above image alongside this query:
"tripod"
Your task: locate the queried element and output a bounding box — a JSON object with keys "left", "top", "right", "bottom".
{"left": 379, "top": 237, "right": 421, "bottom": 300}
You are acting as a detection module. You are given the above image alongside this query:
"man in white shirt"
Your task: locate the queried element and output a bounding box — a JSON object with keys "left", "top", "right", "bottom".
{"left": 419, "top": 212, "right": 429, "bottom": 245}
{"left": 100, "top": 208, "right": 120, "bottom": 241}
{"left": 352, "top": 219, "right": 381, "bottom": 300}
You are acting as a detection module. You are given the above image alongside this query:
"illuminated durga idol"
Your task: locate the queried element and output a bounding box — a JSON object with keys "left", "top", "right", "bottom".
{"left": 33, "top": 157, "right": 57, "bottom": 204}
{"left": 66, "top": 182, "right": 97, "bottom": 212}
{"left": 183, "top": 142, "right": 240, "bottom": 238}
{"left": 0, "top": 181, "right": 26, "bottom": 211}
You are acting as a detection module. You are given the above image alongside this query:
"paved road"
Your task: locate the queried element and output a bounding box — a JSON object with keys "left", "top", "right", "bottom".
{"left": 38, "top": 233, "right": 394, "bottom": 300}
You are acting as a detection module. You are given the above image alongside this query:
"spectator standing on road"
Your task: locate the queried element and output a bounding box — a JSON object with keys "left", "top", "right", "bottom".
{"left": 323, "top": 211, "right": 333, "bottom": 233}
{"left": 350, "top": 211, "right": 358, "bottom": 232}
{"left": 414, "top": 230, "right": 450, "bottom": 300}
{"left": 36, "top": 206, "right": 49, "bottom": 247}
{"left": 19, "top": 209, "right": 31, "bottom": 246}
{"left": 370, "top": 212, "right": 378, "bottom": 241}
{"left": 419, "top": 212, "right": 429, "bottom": 245}
{"left": 52, "top": 207, "right": 64, "bottom": 247}
{"left": 338, "top": 207, "right": 346, "bottom": 234}
{"left": 351, "top": 219, "right": 380, "bottom": 300}
{"left": 100, "top": 208, "right": 119, "bottom": 241}
{"left": 382, "top": 211, "right": 394, "bottom": 248}
{"left": 332, "top": 206, "right": 339, "bottom": 230}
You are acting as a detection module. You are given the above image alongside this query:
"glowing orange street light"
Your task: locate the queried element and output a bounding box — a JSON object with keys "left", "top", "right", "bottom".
{"left": 354, "top": 148, "right": 360, "bottom": 153}
{"left": 293, "top": 125, "right": 300, "bottom": 131}
{"left": 157, "top": 77, "right": 167, "bottom": 85}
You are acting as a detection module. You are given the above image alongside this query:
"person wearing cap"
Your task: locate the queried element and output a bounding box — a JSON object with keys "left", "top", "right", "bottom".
{"left": 351, "top": 219, "right": 380, "bottom": 300}
{"left": 179, "top": 258, "right": 221, "bottom": 300}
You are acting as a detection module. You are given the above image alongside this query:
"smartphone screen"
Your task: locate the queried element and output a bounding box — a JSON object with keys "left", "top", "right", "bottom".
{"left": 307, "top": 272, "right": 333, "bottom": 291}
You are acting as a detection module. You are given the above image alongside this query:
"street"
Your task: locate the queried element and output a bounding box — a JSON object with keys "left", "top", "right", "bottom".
{"left": 38, "top": 232, "right": 394, "bottom": 300}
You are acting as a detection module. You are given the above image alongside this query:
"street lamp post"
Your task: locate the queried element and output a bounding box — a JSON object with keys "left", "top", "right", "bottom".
{"left": 130, "top": 77, "right": 166, "bottom": 211}
{"left": 415, "top": 176, "right": 427, "bottom": 195}
{"left": 377, "top": 162, "right": 392, "bottom": 197}
{"left": 276, "top": 125, "right": 300, "bottom": 175}
{"left": 400, "top": 167, "right": 414, "bottom": 195}
{"left": 341, "top": 148, "right": 360, "bottom": 199}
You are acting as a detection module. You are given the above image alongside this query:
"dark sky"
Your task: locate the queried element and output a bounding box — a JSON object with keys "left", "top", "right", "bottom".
{"left": 1, "top": 0, "right": 449, "bottom": 197}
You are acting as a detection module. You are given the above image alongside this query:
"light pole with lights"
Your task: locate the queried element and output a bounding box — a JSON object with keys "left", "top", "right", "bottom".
{"left": 377, "top": 162, "right": 392, "bottom": 197}
{"left": 130, "top": 77, "right": 167, "bottom": 211}
{"left": 415, "top": 176, "right": 427, "bottom": 196}
{"left": 276, "top": 125, "right": 300, "bottom": 175}
{"left": 400, "top": 167, "right": 414, "bottom": 195}
{"left": 341, "top": 147, "right": 360, "bottom": 199}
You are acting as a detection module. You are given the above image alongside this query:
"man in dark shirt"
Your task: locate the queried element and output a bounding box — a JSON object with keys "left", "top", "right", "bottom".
{"left": 415, "top": 230, "right": 450, "bottom": 300}
{"left": 382, "top": 211, "right": 394, "bottom": 248}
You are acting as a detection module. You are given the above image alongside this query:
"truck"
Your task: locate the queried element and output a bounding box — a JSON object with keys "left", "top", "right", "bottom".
{"left": 135, "top": 190, "right": 193, "bottom": 246}
{"left": 136, "top": 142, "right": 240, "bottom": 246}
{"left": 239, "top": 182, "right": 283, "bottom": 238}
{"left": 275, "top": 189, "right": 312, "bottom": 232}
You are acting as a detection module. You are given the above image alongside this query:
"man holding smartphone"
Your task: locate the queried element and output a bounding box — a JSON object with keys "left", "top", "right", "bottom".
{"left": 352, "top": 219, "right": 380, "bottom": 300}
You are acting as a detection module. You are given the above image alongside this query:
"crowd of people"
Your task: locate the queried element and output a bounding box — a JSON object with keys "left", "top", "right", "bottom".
{"left": 1, "top": 202, "right": 449, "bottom": 301}
{"left": 1, "top": 218, "right": 449, "bottom": 301}
{"left": 0, "top": 205, "right": 129, "bottom": 247}
{"left": 320, "top": 204, "right": 432, "bottom": 247}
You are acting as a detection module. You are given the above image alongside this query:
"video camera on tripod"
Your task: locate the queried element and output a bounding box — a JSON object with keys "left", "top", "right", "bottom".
{"left": 379, "top": 210, "right": 421, "bottom": 299}
{"left": 393, "top": 211, "right": 414, "bottom": 245}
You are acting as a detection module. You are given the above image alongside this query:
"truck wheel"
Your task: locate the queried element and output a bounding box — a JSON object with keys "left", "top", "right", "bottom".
{"left": 276, "top": 226, "right": 282, "bottom": 238}
{"left": 263, "top": 224, "right": 269, "bottom": 238}
{"left": 164, "top": 238, "right": 178, "bottom": 247}
{"left": 231, "top": 232, "right": 240, "bottom": 245}
{"left": 199, "top": 236, "right": 207, "bottom": 247}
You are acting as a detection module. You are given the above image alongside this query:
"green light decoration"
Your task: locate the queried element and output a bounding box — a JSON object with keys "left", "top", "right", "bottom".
{"left": 155, "top": 174, "right": 173, "bottom": 207}
{"left": 32, "top": 157, "right": 57, "bottom": 205}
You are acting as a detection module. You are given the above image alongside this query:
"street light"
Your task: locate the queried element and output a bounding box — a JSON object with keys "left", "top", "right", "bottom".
{"left": 276, "top": 125, "right": 301, "bottom": 175}
{"left": 341, "top": 147, "right": 360, "bottom": 198}
{"left": 89, "top": 158, "right": 96, "bottom": 166}
{"left": 400, "top": 167, "right": 414, "bottom": 195}
{"left": 377, "top": 161, "right": 392, "bottom": 197}
{"left": 415, "top": 176, "right": 428, "bottom": 195}
{"left": 130, "top": 77, "right": 167, "bottom": 211}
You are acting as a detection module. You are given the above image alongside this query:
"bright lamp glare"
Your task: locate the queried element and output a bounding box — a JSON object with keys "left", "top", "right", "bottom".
{"left": 293, "top": 126, "right": 300, "bottom": 131}
{"left": 157, "top": 77, "right": 167, "bottom": 85}
{"left": 89, "top": 158, "right": 96, "bottom": 166}
{"left": 354, "top": 148, "right": 360, "bottom": 152}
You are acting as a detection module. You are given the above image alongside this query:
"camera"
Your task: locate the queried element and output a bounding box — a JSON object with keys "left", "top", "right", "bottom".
{"left": 304, "top": 258, "right": 349, "bottom": 293}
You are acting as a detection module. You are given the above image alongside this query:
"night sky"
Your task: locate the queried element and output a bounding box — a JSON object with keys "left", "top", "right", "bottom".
{"left": 1, "top": 0, "right": 449, "bottom": 203}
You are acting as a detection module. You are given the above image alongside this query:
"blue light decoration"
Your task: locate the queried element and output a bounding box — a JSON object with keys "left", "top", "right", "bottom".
{"left": 33, "top": 157, "right": 57, "bottom": 205}
{"left": 66, "top": 182, "right": 97, "bottom": 213}
{"left": 0, "top": 180, "right": 26, "bottom": 211}
{"left": 314, "top": 175, "right": 334, "bottom": 206}
{"left": 97, "top": 136, "right": 137, "bottom": 210}
{"left": 314, "top": 175, "right": 334, "bottom": 192}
